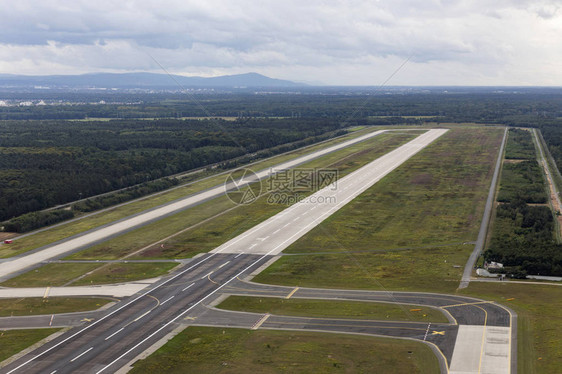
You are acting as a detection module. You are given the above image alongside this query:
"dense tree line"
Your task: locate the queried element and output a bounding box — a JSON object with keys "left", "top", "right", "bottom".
{"left": 485, "top": 200, "right": 562, "bottom": 276}
{"left": 0, "top": 118, "right": 348, "bottom": 223}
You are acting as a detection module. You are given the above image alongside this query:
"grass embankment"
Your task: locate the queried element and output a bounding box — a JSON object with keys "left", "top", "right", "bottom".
{"left": 254, "top": 127, "right": 504, "bottom": 293}
{"left": 0, "top": 297, "right": 111, "bottom": 317}
{"left": 462, "top": 282, "right": 562, "bottom": 374}
{"left": 217, "top": 296, "right": 449, "bottom": 323}
{"left": 1, "top": 262, "right": 177, "bottom": 287}
{"left": 129, "top": 327, "right": 439, "bottom": 374}
{"left": 0, "top": 126, "right": 380, "bottom": 259}
{"left": 0, "top": 329, "right": 61, "bottom": 363}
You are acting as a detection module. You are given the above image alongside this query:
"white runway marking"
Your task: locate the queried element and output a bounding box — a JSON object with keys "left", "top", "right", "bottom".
{"left": 104, "top": 328, "right": 124, "bottom": 341}
{"left": 160, "top": 296, "right": 174, "bottom": 305}
{"left": 182, "top": 283, "right": 194, "bottom": 292}
{"left": 70, "top": 347, "right": 93, "bottom": 362}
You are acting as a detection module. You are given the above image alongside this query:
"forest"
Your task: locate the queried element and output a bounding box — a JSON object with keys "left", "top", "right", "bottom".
{"left": 0, "top": 117, "right": 348, "bottom": 227}
{"left": 485, "top": 129, "right": 561, "bottom": 276}
{"left": 3, "top": 89, "right": 562, "bottom": 237}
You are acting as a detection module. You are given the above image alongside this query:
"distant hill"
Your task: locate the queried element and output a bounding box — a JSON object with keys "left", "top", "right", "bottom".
{"left": 0, "top": 72, "right": 302, "bottom": 89}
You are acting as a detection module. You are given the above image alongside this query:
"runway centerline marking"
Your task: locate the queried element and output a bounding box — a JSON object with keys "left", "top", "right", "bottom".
{"left": 104, "top": 328, "right": 124, "bottom": 341}
{"left": 218, "top": 261, "right": 230, "bottom": 269}
{"left": 234, "top": 253, "right": 243, "bottom": 258}
{"left": 201, "top": 271, "right": 214, "bottom": 279}
{"left": 70, "top": 347, "right": 93, "bottom": 362}
{"left": 160, "top": 296, "right": 175, "bottom": 306}
{"left": 182, "top": 283, "right": 195, "bottom": 292}
{"left": 134, "top": 310, "right": 151, "bottom": 322}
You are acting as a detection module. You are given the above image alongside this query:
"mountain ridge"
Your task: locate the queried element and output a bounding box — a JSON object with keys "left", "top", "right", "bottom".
{"left": 0, "top": 72, "right": 302, "bottom": 88}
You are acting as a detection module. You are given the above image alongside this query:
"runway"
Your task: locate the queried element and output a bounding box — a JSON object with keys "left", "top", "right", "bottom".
{"left": 0, "top": 128, "right": 513, "bottom": 374}
{"left": 212, "top": 128, "right": 448, "bottom": 255}
{"left": 0, "top": 129, "right": 391, "bottom": 281}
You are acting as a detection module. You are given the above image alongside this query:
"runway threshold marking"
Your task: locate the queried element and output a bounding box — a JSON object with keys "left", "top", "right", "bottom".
{"left": 285, "top": 287, "right": 299, "bottom": 299}
{"left": 70, "top": 347, "right": 93, "bottom": 362}
{"left": 104, "top": 328, "right": 124, "bottom": 341}
{"left": 252, "top": 314, "right": 270, "bottom": 330}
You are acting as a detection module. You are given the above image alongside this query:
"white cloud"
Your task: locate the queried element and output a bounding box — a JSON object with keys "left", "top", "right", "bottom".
{"left": 0, "top": 0, "right": 560, "bottom": 85}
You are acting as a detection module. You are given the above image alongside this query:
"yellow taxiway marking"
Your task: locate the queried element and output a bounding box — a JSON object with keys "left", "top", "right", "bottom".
{"left": 81, "top": 318, "right": 94, "bottom": 322}
{"left": 431, "top": 330, "right": 446, "bottom": 336}
{"left": 271, "top": 320, "right": 427, "bottom": 332}
{"left": 252, "top": 314, "right": 271, "bottom": 330}
{"left": 442, "top": 300, "right": 494, "bottom": 308}
{"left": 285, "top": 287, "right": 299, "bottom": 299}
{"left": 184, "top": 316, "right": 197, "bottom": 321}
{"left": 208, "top": 274, "right": 221, "bottom": 285}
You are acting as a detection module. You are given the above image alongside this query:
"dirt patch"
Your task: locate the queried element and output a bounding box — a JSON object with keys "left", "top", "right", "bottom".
{"left": 0, "top": 233, "right": 16, "bottom": 241}
{"left": 504, "top": 159, "right": 527, "bottom": 164}
{"left": 410, "top": 173, "right": 434, "bottom": 185}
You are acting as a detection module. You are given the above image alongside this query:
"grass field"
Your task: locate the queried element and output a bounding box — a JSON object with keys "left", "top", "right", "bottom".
{"left": 254, "top": 127, "right": 504, "bottom": 293}
{"left": 0, "top": 126, "right": 382, "bottom": 258}
{"left": 1, "top": 262, "right": 177, "bottom": 287}
{"left": 217, "top": 296, "right": 449, "bottom": 323}
{"left": 0, "top": 297, "right": 111, "bottom": 317}
{"left": 0, "top": 329, "right": 61, "bottom": 363}
{"left": 129, "top": 326, "right": 439, "bottom": 374}
{"left": 462, "top": 282, "right": 562, "bottom": 374}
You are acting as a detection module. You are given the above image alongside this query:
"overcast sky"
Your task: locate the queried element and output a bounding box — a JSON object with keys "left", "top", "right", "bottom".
{"left": 0, "top": 0, "right": 560, "bottom": 85}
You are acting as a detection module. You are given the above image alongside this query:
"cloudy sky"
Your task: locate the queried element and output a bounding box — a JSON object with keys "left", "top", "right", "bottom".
{"left": 0, "top": 0, "right": 560, "bottom": 85}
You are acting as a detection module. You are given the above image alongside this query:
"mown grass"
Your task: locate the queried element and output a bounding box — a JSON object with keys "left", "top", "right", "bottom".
{"left": 461, "top": 282, "right": 562, "bottom": 374}
{"left": 217, "top": 296, "right": 449, "bottom": 323}
{"left": 0, "top": 263, "right": 99, "bottom": 287}
{"left": 0, "top": 262, "right": 177, "bottom": 287}
{"left": 0, "top": 127, "right": 381, "bottom": 258}
{"left": 254, "top": 127, "right": 503, "bottom": 293}
{"left": 0, "top": 297, "right": 111, "bottom": 317}
{"left": 72, "top": 263, "right": 178, "bottom": 285}
{"left": 129, "top": 326, "right": 439, "bottom": 374}
{"left": 0, "top": 329, "right": 61, "bottom": 363}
